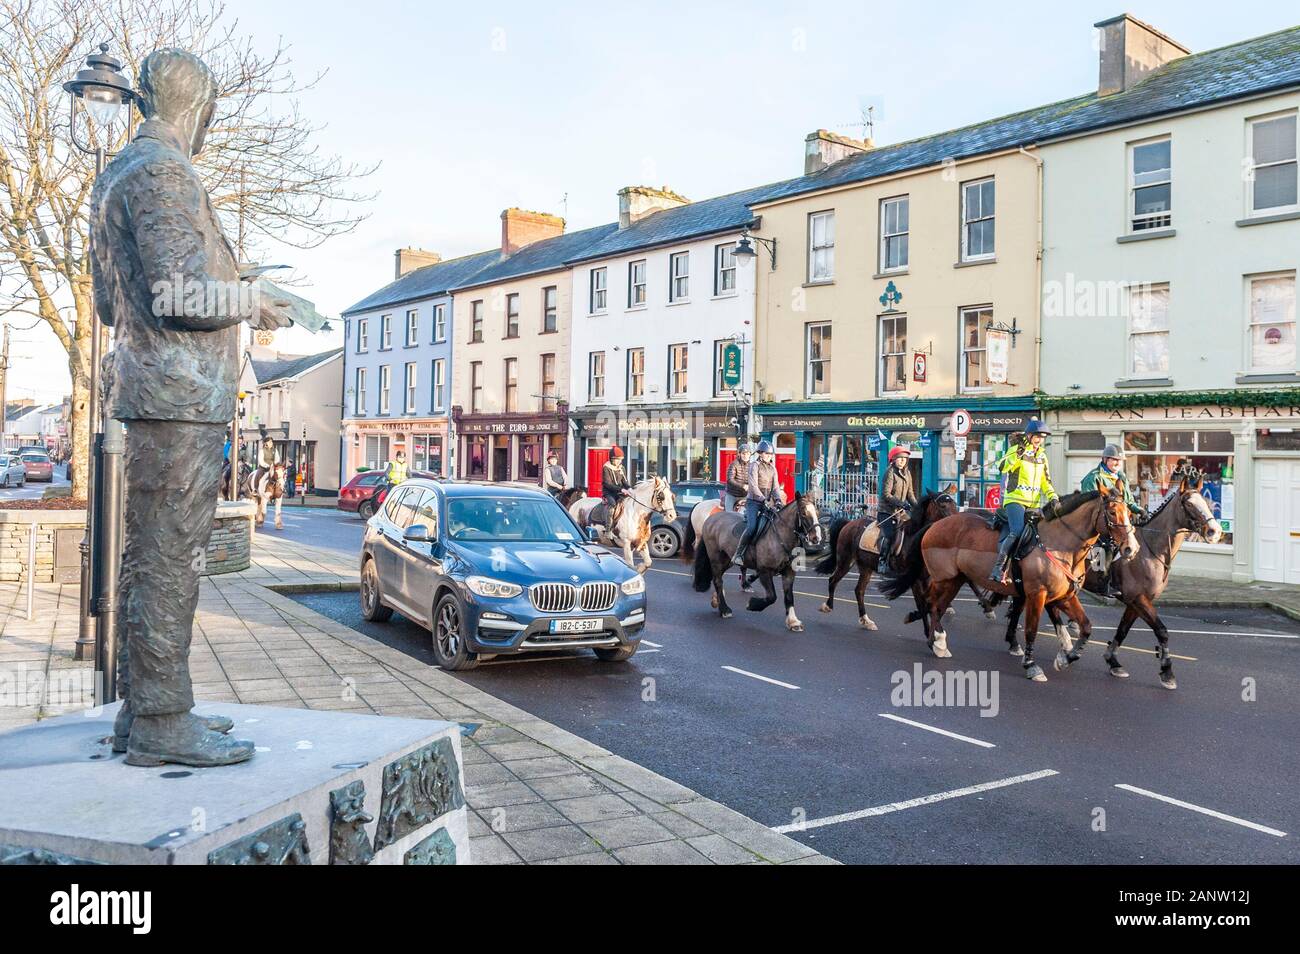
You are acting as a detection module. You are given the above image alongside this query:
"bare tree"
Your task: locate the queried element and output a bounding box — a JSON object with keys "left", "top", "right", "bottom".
{"left": 0, "top": 0, "right": 374, "bottom": 497}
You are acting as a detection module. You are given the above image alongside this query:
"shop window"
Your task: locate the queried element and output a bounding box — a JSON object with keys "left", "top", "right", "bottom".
{"left": 519, "top": 436, "right": 543, "bottom": 481}
{"left": 1067, "top": 430, "right": 1106, "bottom": 451}
{"left": 466, "top": 436, "right": 487, "bottom": 478}
{"left": 1122, "top": 430, "right": 1234, "bottom": 544}
{"left": 1257, "top": 429, "right": 1300, "bottom": 451}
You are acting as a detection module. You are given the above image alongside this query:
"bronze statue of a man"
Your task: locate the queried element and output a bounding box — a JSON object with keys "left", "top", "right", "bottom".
{"left": 90, "top": 49, "right": 288, "bottom": 767}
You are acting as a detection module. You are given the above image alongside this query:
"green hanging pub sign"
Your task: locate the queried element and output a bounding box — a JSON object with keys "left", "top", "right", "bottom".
{"left": 721, "top": 342, "right": 742, "bottom": 389}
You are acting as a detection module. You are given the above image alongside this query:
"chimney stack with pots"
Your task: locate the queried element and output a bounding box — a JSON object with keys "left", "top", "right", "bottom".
{"left": 394, "top": 248, "right": 442, "bottom": 280}
{"left": 804, "top": 129, "right": 872, "bottom": 175}
{"left": 500, "top": 208, "right": 565, "bottom": 255}
{"left": 1095, "top": 14, "right": 1188, "bottom": 96}
{"left": 617, "top": 185, "right": 690, "bottom": 229}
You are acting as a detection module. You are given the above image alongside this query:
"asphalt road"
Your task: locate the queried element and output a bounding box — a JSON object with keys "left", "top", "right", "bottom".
{"left": 0, "top": 462, "right": 69, "bottom": 501}
{"left": 291, "top": 517, "right": 1300, "bottom": 865}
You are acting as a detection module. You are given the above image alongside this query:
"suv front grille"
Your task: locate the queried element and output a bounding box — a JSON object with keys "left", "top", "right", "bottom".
{"left": 579, "top": 581, "right": 618, "bottom": 612}
{"left": 530, "top": 583, "right": 576, "bottom": 614}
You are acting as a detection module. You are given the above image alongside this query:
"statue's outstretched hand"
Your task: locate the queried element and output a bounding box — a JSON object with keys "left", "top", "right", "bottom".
{"left": 251, "top": 299, "right": 293, "bottom": 331}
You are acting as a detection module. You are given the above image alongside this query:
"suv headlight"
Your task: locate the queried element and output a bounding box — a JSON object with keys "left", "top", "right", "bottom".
{"left": 466, "top": 576, "right": 523, "bottom": 599}
{"left": 620, "top": 575, "right": 646, "bottom": 596}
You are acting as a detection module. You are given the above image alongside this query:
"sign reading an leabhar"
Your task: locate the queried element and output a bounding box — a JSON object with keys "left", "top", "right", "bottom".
{"left": 987, "top": 329, "right": 1010, "bottom": 384}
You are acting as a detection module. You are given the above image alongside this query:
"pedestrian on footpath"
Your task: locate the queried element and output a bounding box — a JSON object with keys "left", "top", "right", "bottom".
{"left": 542, "top": 451, "right": 568, "bottom": 496}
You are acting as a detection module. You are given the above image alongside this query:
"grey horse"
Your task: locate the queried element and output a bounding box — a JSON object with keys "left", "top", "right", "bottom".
{"left": 691, "top": 495, "right": 823, "bottom": 631}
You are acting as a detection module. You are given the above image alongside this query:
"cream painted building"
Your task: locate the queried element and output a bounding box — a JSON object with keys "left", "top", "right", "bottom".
{"left": 236, "top": 345, "right": 344, "bottom": 493}
{"left": 448, "top": 210, "right": 617, "bottom": 483}
{"left": 1037, "top": 17, "right": 1300, "bottom": 582}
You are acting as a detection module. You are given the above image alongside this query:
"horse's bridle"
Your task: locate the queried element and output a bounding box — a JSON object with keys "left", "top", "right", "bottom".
{"left": 620, "top": 477, "right": 675, "bottom": 518}
{"left": 1173, "top": 490, "right": 1216, "bottom": 538}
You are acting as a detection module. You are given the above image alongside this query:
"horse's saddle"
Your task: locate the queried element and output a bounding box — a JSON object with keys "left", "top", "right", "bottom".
{"left": 988, "top": 508, "right": 1044, "bottom": 561}
{"left": 589, "top": 500, "right": 624, "bottom": 530}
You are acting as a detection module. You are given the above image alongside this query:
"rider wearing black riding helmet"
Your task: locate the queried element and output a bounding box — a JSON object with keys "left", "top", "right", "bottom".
{"left": 732, "top": 439, "right": 785, "bottom": 566}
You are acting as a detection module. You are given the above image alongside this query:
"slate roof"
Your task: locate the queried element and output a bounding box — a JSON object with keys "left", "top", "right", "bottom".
{"left": 341, "top": 25, "right": 1299, "bottom": 308}
{"left": 754, "top": 25, "right": 1300, "bottom": 205}
{"left": 249, "top": 348, "right": 343, "bottom": 386}
{"left": 341, "top": 249, "right": 503, "bottom": 316}
{"left": 566, "top": 183, "right": 777, "bottom": 264}
{"left": 448, "top": 222, "right": 621, "bottom": 292}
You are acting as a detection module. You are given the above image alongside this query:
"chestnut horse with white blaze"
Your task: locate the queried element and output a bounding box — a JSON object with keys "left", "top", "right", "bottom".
{"left": 914, "top": 488, "right": 1138, "bottom": 680}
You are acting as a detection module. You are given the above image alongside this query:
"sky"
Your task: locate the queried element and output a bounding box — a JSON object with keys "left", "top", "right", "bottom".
{"left": 6, "top": 0, "right": 1297, "bottom": 406}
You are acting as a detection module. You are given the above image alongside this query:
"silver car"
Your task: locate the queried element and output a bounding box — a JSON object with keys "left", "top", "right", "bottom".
{"left": 0, "top": 454, "right": 26, "bottom": 488}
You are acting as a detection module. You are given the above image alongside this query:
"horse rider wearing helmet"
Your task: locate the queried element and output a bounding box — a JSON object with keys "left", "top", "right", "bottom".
{"left": 732, "top": 439, "right": 786, "bottom": 566}
{"left": 1080, "top": 443, "right": 1145, "bottom": 597}
{"left": 725, "top": 443, "right": 754, "bottom": 512}
{"left": 989, "top": 419, "right": 1059, "bottom": 585}
{"left": 877, "top": 445, "right": 917, "bottom": 573}
{"left": 601, "top": 446, "right": 631, "bottom": 513}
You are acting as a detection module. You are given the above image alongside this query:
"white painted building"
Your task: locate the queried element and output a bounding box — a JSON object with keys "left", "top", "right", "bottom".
{"left": 565, "top": 185, "right": 763, "bottom": 494}
{"left": 1038, "top": 16, "right": 1300, "bottom": 582}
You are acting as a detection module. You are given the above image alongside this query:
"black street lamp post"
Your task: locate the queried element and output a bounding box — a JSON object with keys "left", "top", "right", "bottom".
{"left": 64, "top": 44, "right": 135, "bottom": 696}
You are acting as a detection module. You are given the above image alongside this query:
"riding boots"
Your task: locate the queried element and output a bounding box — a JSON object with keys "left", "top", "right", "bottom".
{"left": 988, "top": 538, "right": 1013, "bottom": 585}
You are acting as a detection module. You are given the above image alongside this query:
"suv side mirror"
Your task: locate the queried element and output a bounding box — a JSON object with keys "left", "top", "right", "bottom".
{"left": 585, "top": 526, "right": 600, "bottom": 543}
{"left": 403, "top": 525, "right": 430, "bottom": 543}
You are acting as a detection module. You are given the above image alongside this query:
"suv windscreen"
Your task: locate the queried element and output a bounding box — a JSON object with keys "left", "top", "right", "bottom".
{"left": 446, "top": 497, "right": 579, "bottom": 542}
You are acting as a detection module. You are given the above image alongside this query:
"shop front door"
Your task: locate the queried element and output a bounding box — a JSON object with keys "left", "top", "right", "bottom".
{"left": 1255, "top": 458, "right": 1300, "bottom": 584}
{"left": 775, "top": 452, "right": 796, "bottom": 502}
{"left": 587, "top": 447, "right": 611, "bottom": 499}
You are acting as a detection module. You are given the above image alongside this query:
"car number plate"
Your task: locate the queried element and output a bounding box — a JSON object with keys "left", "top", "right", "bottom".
{"left": 549, "top": 618, "right": 602, "bottom": 634}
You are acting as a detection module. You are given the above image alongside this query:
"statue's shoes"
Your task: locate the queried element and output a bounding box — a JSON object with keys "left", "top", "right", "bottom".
{"left": 112, "top": 706, "right": 234, "bottom": 754}
{"left": 124, "top": 712, "right": 255, "bottom": 768}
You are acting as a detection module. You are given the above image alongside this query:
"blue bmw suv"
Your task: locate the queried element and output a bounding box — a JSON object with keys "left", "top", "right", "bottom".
{"left": 360, "top": 480, "right": 647, "bottom": 670}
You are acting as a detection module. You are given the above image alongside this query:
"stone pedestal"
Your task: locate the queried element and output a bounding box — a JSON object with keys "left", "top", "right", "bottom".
{"left": 0, "top": 702, "right": 469, "bottom": 865}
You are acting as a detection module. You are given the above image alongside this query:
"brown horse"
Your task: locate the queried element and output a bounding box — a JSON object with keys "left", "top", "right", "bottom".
{"left": 1001, "top": 472, "right": 1222, "bottom": 689}
{"left": 815, "top": 491, "right": 991, "bottom": 630}
{"left": 914, "top": 489, "right": 1138, "bottom": 680}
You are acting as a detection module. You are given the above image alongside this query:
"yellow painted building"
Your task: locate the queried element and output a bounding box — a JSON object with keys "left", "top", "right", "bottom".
{"left": 751, "top": 132, "right": 1043, "bottom": 510}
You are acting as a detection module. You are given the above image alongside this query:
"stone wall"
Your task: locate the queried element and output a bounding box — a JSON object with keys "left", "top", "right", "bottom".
{"left": 0, "top": 500, "right": 255, "bottom": 582}
{"left": 0, "top": 511, "right": 83, "bottom": 584}
{"left": 203, "top": 500, "right": 255, "bottom": 576}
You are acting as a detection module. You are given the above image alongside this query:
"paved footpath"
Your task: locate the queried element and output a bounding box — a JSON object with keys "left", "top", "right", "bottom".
{"left": 0, "top": 532, "right": 832, "bottom": 865}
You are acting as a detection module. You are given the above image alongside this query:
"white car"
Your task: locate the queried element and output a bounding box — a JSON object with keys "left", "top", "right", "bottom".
{"left": 0, "top": 454, "right": 27, "bottom": 488}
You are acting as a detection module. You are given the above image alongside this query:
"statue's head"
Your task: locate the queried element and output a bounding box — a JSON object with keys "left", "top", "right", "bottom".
{"left": 136, "top": 49, "right": 218, "bottom": 157}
